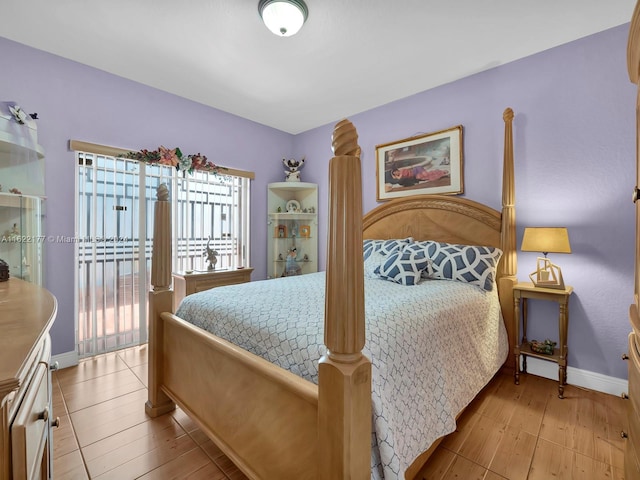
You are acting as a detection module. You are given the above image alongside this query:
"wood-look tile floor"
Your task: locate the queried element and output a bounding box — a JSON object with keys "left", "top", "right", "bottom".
{"left": 52, "top": 345, "right": 628, "bottom": 479}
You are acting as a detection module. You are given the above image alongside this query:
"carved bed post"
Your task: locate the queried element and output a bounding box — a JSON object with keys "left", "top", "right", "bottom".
{"left": 145, "top": 184, "right": 176, "bottom": 417}
{"left": 318, "top": 120, "right": 371, "bottom": 479}
{"left": 498, "top": 108, "right": 518, "bottom": 363}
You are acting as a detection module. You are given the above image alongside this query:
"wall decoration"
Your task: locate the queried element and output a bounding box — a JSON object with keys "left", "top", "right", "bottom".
{"left": 375, "top": 125, "right": 463, "bottom": 201}
{"left": 283, "top": 156, "right": 305, "bottom": 182}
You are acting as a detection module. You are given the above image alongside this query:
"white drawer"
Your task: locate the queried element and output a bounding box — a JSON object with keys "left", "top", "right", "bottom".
{"left": 11, "top": 363, "right": 49, "bottom": 480}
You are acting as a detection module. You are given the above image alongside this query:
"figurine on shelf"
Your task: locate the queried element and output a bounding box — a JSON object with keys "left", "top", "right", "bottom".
{"left": 3, "top": 223, "right": 19, "bottom": 238}
{"left": 204, "top": 237, "right": 219, "bottom": 270}
{"left": 283, "top": 157, "right": 305, "bottom": 182}
{"left": 282, "top": 247, "right": 302, "bottom": 276}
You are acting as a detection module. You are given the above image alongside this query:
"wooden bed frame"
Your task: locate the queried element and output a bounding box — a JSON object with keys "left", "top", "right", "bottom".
{"left": 145, "top": 108, "right": 517, "bottom": 480}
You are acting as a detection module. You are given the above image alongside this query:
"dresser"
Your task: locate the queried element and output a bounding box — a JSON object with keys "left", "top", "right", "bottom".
{"left": 626, "top": 305, "right": 640, "bottom": 476}
{"left": 627, "top": 1, "right": 640, "bottom": 476}
{"left": 0, "top": 278, "right": 57, "bottom": 480}
{"left": 172, "top": 268, "right": 253, "bottom": 311}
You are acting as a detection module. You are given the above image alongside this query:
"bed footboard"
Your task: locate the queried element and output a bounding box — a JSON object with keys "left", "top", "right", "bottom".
{"left": 160, "top": 312, "right": 319, "bottom": 479}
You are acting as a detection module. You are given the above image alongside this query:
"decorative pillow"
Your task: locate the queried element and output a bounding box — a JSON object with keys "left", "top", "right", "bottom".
{"left": 363, "top": 237, "right": 413, "bottom": 260}
{"left": 364, "top": 250, "right": 387, "bottom": 279}
{"left": 421, "top": 241, "right": 502, "bottom": 291}
{"left": 376, "top": 246, "right": 431, "bottom": 286}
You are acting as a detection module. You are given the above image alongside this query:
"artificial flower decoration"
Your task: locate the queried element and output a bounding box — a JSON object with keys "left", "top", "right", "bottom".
{"left": 121, "top": 146, "right": 225, "bottom": 175}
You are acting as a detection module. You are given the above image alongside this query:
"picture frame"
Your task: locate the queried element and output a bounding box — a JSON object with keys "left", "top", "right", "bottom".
{"left": 375, "top": 125, "right": 463, "bottom": 201}
{"left": 275, "top": 224, "right": 287, "bottom": 238}
{"left": 300, "top": 225, "right": 311, "bottom": 238}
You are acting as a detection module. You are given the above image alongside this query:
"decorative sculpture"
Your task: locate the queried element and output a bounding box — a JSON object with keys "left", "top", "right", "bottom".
{"left": 283, "top": 157, "right": 305, "bottom": 182}
{"left": 204, "top": 237, "right": 219, "bottom": 270}
{"left": 283, "top": 246, "right": 302, "bottom": 276}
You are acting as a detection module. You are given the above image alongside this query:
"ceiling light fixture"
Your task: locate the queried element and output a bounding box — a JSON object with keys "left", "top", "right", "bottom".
{"left": 258, "top": 0, "right": 308, "bottom": 37}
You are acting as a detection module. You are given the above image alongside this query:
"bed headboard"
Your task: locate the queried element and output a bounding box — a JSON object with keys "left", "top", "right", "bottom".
{"left": 363, "top": 194, "right": 501, "bottom": 247}
{"left": 362, "top": 108, "right": 517, "bottom": 365}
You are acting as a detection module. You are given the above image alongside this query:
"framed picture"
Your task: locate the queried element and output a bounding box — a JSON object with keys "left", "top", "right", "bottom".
{"left": 275, "top": 224, "right": 287, "bottom": 238}
{"left": 375, "top": 125, "right": 463, "bottom": 201}
{"left": 300, "top": 225, "right": 311, "bottom": 238}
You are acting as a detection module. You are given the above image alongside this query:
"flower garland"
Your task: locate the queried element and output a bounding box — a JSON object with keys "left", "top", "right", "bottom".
{"left": 121, "top": 146, "right": 225, "bottom": 175}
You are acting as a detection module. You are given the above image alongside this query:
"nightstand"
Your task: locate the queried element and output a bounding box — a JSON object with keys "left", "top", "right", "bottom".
{"left": 513, "top": 281, "right": 574, "bottom": 398}
{"left": 173, "top": 268, "right": 253, "bottom": 311}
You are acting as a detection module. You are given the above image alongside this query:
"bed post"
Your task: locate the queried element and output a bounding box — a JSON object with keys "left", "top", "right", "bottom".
{"left": 145, "top": 183, "right": 177, "bottom": 417}
{"left": 318, "top": 119, "right": 371, "bottom": 479}
{"left": 498, "top": 107, "right": 518, "bottom": 364}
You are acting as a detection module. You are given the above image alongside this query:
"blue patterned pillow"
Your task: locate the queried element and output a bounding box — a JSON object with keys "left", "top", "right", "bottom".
{"left": 376, "top": 246, "right": 431, "bottom": 286}
{"left": 422, "top": 241, "right": 502, "bottom": 291}
{"left": 363, "top": 237, "right": 413, "bottom": 260}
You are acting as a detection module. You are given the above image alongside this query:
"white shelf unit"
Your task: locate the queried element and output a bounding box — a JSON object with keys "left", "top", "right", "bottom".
{"left": 0, "top": 105, "right": 45, "bottom": 285}
{"left": 267, "top": 182, "right": 318, "bottom": 279}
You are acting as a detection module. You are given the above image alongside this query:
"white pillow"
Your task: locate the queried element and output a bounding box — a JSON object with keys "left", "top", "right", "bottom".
{"left": 364, "top": 250, "right": 387, "bottom": 279}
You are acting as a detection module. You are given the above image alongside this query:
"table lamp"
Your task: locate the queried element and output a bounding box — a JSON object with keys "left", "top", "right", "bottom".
{"left": 521, "top": 227, "right": 571, "bottom": 289}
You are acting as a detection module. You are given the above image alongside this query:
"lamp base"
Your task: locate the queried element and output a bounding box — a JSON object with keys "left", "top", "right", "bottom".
{"left": 529, "top": 257, "right": 565, "bottom": 290}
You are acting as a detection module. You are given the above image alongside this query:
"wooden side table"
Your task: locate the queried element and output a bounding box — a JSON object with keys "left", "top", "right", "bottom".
{"left": 513, "top": 281, "right": 574, "bottom": 398}
{"left": 172, "top": 268, "right": 253, "bottom": 311}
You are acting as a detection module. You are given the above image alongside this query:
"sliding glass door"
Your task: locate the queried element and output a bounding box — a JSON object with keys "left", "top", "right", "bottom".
{"left": 75, "top": 152, "right": 250, "bottom": 357}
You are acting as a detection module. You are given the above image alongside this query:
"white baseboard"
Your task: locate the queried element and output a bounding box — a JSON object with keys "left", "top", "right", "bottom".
{"left": 51, "top": 350, "right": 79, "bottom": 370}
{"left": 522, "top": 357, "right": 628, "bottom": 397}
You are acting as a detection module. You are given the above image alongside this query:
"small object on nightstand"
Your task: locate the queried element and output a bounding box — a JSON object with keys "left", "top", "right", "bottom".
{"left": 204, "top": 237, "right": 218, "bottom": 270}
{"left": 529, "top": 339, "right": 557, "bottom": 355}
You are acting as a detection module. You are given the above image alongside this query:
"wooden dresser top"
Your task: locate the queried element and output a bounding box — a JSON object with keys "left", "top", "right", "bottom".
{"left": 0, "top": 278, "right": 57, "bottom": 396}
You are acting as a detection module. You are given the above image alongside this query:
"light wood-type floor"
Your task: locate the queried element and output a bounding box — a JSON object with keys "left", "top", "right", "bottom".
{"left": 51, "top": 345, "right": 628, "bottom": 479}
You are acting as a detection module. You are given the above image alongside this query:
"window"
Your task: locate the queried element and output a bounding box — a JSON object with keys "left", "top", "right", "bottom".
{"left": 73, "top": 141, "right": 252, "bottom": 356}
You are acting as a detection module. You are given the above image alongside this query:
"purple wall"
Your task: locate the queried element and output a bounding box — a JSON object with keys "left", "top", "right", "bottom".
{"left": 295, "top": 24, "right": 636, "bottom": 380}
{"left": 0, "top": 23, "right": 636, "bottom": 380}
{"left": 0, "top": 36, "right": 291, "bottom": 355}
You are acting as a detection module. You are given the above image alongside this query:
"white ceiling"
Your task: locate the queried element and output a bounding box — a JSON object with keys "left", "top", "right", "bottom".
{"left": 0, "top": 0, "right": 636, "bottom": 134}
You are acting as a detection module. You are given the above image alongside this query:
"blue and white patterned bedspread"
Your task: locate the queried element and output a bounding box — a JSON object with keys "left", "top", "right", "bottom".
{"left": 176, "top": 272, "right": 508, "bottom": 479}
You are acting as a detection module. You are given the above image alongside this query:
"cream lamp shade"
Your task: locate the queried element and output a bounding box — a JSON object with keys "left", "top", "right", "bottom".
{"left": 521, "top": 227, "right": 571, "bottom": 289}
{"left": 258, "top": 0, "right": 308, "bottom": 37}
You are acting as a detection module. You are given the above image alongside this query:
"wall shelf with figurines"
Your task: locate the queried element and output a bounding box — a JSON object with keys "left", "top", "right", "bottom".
{"left": 267, "top": 182, "right": 317, "bottom": 279}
